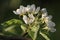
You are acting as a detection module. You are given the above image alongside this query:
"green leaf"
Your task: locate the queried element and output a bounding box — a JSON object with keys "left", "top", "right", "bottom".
{"left": 1, "top": 19, "right": 23, "bottom": 27}
{"left": 28, "top": 29, "right": 35, "bottom": 39}
{"left": 21, "top": 25, "right": 27, "bottom": 32}
{"left": 4, "top": 25, "right": 15, "bottom": 32}
{"left": 39, "top": 31, "right": 50, "bottom": 40}
{"left": 31, "top": 26, "right": 38, "bottom": 32}
{"left": 1, "top": 19, "right": 24, "bottom": 36}
{"left": 28, "top": 25, "right": 39, "bottom": 40}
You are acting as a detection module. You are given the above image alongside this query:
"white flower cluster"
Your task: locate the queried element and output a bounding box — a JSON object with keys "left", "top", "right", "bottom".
{"left": 23, "top": 14, "right": 35, "bottom": 24}
{"left": 13, "top": 4, "right": 40, "bottom": 24}
{"left": 13, "top": 4, "right": 56, "bottom": 32}
{"left": 13, "top": 4, "right": 40, "bottom": 15}
{"left": 41, "top": 8, "right": 56, "bottom": 32}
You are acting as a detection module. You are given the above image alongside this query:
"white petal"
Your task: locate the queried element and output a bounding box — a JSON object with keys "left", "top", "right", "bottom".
{"left": 25, "top": 7, "right": 30, "bottom": 12}
{"left": 13, "top": 11, "right": 17, "bottom": 15}
{"left": 50, "top": 21, "right": 55, "bottom": 27}
{"left": 29, "top": 4, "right": 35, "bottom": 12}
{"left": 25, "top": 5, "right": 31, "bottom": 12}
{"left": 41, "top": 8, "right": 47, "bottom": 14}
{"left": 20, "top": 6, "right": 27, "bottom": 14}
{"left": 35, "top": 7, "right": 40, "bottom": 14}
{"left": 27, "top": 5, "right": 31, "bottom": 8}
{"left": 20, "top": 5, "right": 24, "bottom": 13}
{"left": 16, "top": 9, "right": 21, "bottom": 14}
{"left": 16, "top": 9, "right": 20, "bottom": 12}
{"left": 22, "top": 7, "right": 26, "bottom": 13}
{"left": 28, "top": 14, "right": 35, "bottom": 20}
{"left": 45, "top": 16, "right": 51, "bottom": 21}
{"left": 31, "top": 4, "right": 35, "bottom": 12}
{"left": 44, "top": 15, "right": 52, "bottom": 22}
{"left": 50, "top": 28, "right": 56, "bottom": 32}
{"left": 13, "top": 6, "right": 24, "bottom": 15}
{"left": 23, "top": 15, "right": 28, "bottom": 24}
{"left": 20, "top": 5, "right": 24, "bottom": 10}
{"left": 28, "top": 14, "right": 33, "bottom": 18}
{"left": 13, "top": 8, "right": 21, "bottom": 15}
{"left": 28, "top": 14, "right": 35, "bottom": 23}
{"left": 29, "top": 19, "right": 33, "bottom": 23}
{"left": 13, "top": 11, "right": 20, "bottom": 15}
{"left": 47, "top": 15, "right": 52, "bottom": 20}
{"left": 47, "top": 21, "right": 55, "bottom": 27}
{"left": 42, "top": 13, "right": 47, "bottom": 18}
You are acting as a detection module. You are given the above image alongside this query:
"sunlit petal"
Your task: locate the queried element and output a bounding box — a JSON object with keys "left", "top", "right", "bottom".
{"left": 23, "top": 15, "right": 28, "bottom": 24}
{"left": 29, "top": 4, "right": 35, "bottom": 12}
{"left": 35, "top": 7, "right": 40, "bottom": 14}
{"left": 50, "top": 28, "right": 56, "bottom": 32}
{"left": 41, "top": 8, "right": 47, "bottom": 14}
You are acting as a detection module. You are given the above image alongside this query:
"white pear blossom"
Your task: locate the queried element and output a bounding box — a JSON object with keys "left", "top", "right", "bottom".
{"left": 41, "top": 8, "right": 48, "bottom": 18}
{"left": 35, "top": 7, "right": 40, "bottom": 14}
{"left": 13, "top": 9, "right": 21, "bottom": 15}
{"left": 28, "top": 14, "right": 35, "bottom": 23}
{"left": 13, "top": 6, "right": 27, "bottom": 15}
{"left": 25, "top": 5, "right": 31, "bottom": 12}
{"left": 13, "top": 4, "right": 40, "bottom": 15}
{"left": 20, "top": 6, "right": 26, "bottom": 14}
{"left": 41, "top": 8, "right": 47, "bottom": 14}
{"left": 29, "top": 4, "right": 40, "bottom": 14}
{"left": 41, "top": 8, "right": 56, "bottom": 32}
{"left": 42, "top": 13, "right": 55, "bottom": 27}
{"left": 23, "top": 15, "right": 28, "bottom": 24}
{"left": 23, "top": 14, "right": 35, "bottom": 24}
{"left": 46, "top": 21, "right": 56, "bottom": 32}
{"left": 13, "top": 4, "right": 56, "bottom": 32}
{"left": 42, "top": 13, "right": 47, "bottom": 18}
{"left": 46, "top": 21, "right": 55, "bottom": 28}
{"left": 42, "top": 15, "right": 56, "bottom": 32}
{"left": 29, "top": 4, "right": 35, "bottom": 12}
{"left": 12, "top": 4, "right": 56, "bottom": 40}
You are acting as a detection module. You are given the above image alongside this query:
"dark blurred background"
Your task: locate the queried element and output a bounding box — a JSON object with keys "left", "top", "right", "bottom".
{"left": 0, "top": 0, "right": 60, "bottom": 40}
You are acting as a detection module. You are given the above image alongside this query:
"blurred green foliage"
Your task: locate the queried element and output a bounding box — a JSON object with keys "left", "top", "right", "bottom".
{"left": 0, "top": 19, "right": 23, "bottom": 36}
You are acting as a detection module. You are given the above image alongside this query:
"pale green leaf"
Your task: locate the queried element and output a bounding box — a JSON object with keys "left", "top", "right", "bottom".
{"left": 31, "top": 26, "right": 38, "bottom": 32}
{"left": 1, "top": 19, "right": 23, "bottom": 27}
{"left": 1, "top": 19, "right": 23, "bottom": 35}
{"left": 28, "top": 25, "right": 39, "bottom": 40}
{"left": 21, "top": 25, "right": 27, "bottom": 32}
{"left": 4, "top": 25, "right": 15, "bottom": 32}
{"left": 39, "top": 31, "right": 50, "bottom": 40}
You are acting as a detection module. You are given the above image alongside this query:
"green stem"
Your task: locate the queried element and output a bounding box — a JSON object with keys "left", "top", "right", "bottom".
{"left": 40, "top": 32, "right": 50, "bottom": 40}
